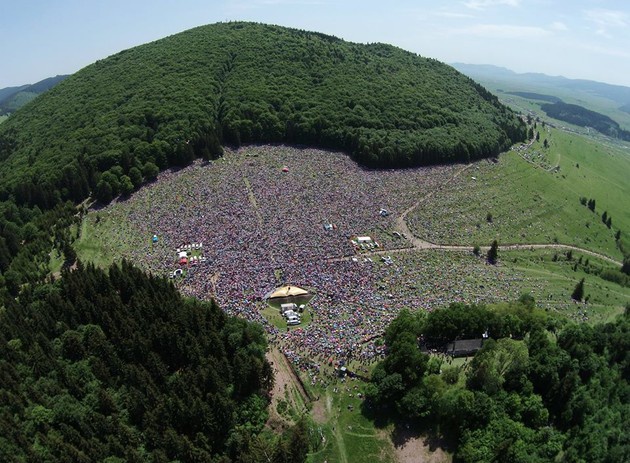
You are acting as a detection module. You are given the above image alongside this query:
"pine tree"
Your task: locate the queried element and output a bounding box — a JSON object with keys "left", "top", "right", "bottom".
{"left": 487, "top": 240, "right": 498, "bottom": 265}
{"left": 571, "top": 278, "right": 585, "bottom": 301}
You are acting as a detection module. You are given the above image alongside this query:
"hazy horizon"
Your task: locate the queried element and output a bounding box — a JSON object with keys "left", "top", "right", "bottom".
{"left": 2, "top": 0, "right": 629, "bottom": 88}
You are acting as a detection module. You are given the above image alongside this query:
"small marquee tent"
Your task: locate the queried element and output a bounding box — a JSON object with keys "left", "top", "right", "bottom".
{"left": 266, "top": 285, "right": 309, "bottom": 300}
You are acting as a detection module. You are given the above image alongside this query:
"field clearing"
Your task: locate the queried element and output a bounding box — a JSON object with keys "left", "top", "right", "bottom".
{"left": 307, "top": 381, "right": 398, "bottom": 463}
{"left": 501, "top": 249, "right": 630, "bottom": 323}
{"left": 76, "top": 145, "right": 628, "bottom": 342}
{"left": 72, "top": 144, "right": 627, "bottom": 462}
{"left": 409, "top": 127, "right": 630, "bottom": 260}
{"left": 74, "top": 215, "right": 136, "bottom": 269}
{"left": 475, "top": 77, "right": 630, "bottom": 131}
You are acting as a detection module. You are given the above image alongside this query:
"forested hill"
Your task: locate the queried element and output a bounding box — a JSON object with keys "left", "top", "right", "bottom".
{"left": 0, "top": 261, "right": 283, "bottom": 462}
{"left": 541, "top": 101, "right": 630, "bottom": 141}
{"left": 0, "top": 75, "right": 68, "bottom": 116}
{"left": 0, "top": 21, "right": 525, "bottom": 206}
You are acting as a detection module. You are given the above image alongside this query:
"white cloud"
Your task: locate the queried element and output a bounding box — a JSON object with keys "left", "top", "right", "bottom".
{"left": 454, "top": 23, "right": 550, "bottom": 39}
{"left": 581, "top": 43, "right": 630, "bottom": 60}
{"left": 463, "top": 0, "right": 520, "bottom": 10}
{"left": 227, "top": 0, "right": 325, "bottom": 10}
{"left": 550, "top": 21, "right": 568, "bottom": 31}
{"left": 584, "top": 8, "right": 628, "bottom": 38}
{"left": 435, "top": 11, "right": 475, "bottom": 19}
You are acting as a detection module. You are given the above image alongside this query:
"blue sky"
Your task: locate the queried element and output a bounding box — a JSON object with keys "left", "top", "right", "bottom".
{"left": 1, "top": 0, "right": 629, "bottom": 88}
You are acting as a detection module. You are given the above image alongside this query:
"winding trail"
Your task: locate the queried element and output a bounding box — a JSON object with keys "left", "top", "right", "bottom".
{"left": 329, "top": 161, "right": 623, "bottom": 267}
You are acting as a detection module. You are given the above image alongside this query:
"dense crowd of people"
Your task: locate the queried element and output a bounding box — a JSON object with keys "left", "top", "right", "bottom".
{"left": 93, "top": 146, "right": 559, "bottom": 371}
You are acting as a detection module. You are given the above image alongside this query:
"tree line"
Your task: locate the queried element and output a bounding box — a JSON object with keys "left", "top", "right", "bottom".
{"left": 0, "top": 260, "right": 310, "bottom": 462}
{"left": 365, "top": 300, "right": 629, "bottom": 462}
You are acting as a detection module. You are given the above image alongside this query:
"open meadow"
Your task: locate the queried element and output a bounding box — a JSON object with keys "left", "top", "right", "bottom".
{"left": 76, "top": 144, "right": 629, "bottom": 355}
{"left": 74, "top": 142, "right": 629, "bottom": 463}
{"left": 408, "top": 126, "right": 630, "bottom": 260}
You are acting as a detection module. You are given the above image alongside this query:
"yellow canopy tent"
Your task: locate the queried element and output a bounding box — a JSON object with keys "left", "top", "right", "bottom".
{"left": 266, "top": 285, "right": 309, "bottom": 299}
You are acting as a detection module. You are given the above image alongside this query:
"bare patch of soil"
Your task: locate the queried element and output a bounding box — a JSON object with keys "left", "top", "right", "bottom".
{"left": 383, "top": 427, "right": 451, "bottom": 463}
{"left": 311, "top": 396, "right": 327, "bottom": 424}
{"left": 265, "top": 346, "right": 308, "bottom": 430}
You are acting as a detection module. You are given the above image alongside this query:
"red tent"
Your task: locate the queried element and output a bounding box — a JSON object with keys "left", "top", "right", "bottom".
{"left": 179, "top": 257, "right": 188, "bottom": 266}
{"left": 282, "top": 166, "right": 289, "bottom": 172}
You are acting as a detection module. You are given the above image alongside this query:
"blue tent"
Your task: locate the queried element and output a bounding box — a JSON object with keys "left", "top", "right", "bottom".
{"left": 152, "top": 234, "right": 158, "bottom": 243}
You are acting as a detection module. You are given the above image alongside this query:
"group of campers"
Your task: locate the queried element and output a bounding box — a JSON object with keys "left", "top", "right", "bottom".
{"left": 280, "top": 302, "right": 305, "bottom": 326}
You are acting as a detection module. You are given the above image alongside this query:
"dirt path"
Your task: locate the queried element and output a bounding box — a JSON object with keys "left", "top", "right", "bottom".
{"left": 244, "top": 177, "right": 264, "bottom": 228}
{"left": 328, "top": 160, "right": 622, "bottom": 267}
{"left": 391, "top": 435, "right": 450, "bottom": 463}
{"left": 265, "top": 347, "right": 310, "bottom": 429}
{"left": 395, "top": 163, "right": 474, "bottom": 250}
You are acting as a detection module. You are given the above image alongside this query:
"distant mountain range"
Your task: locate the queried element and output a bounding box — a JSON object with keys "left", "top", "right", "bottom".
{"left": 0, "top": 75, "right": 68, "bottom": 115}
{"left": 452, "top": 63, "right": 630, "bottom": 131}
{"left": 451, "top": 63, "right": 630, "bottom": 105}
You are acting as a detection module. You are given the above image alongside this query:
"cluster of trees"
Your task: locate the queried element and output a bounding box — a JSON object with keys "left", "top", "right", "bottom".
{"left": 577, "top": 196, "right": 630, "bottom": 287}
{"left": 0, "top": 260, "right": 311, "bottom": 462}
{"left": 579, "top": 196, "right": 597, "bottom": 212}
{"left": 365, "top": 301, "right": 630, "bottom": 462}
{"left": 541, "top": 101, "right": 630, "bottom": 141}
{"left": 0, "top": 200, "right": 80, "bottom": 301}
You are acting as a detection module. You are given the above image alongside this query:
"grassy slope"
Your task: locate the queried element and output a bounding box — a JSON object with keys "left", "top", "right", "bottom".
{"left": 409, "top": 126, "right": 630, "bottom": 260}
{"left": 74, "top": 212, "right": 135, "bottom": 269}
{"left": 501, "top": 249, "right": 629, "bottom": 323}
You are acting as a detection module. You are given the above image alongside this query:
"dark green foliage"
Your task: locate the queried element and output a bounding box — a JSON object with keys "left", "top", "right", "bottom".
{"left": 572, "top": 278, "right": 585, "bottom": 301}
{"left": 0, "top": 261, "right": 274, "bottom": 462}
{"left": 599, "top": 269, "right": 629, "bottom": 287}
{"left": 505, "top": 91, "right": 561, "bottom": 103}
{"left": 142, "top": 161, "right": 159, "bottom": 181}
{"left": 0, "top": 22, "right": 525, "bottom": 202}
{"left": 0, "top": 75, "right": 68, "bottom": 115}
{"left": 487, "top": 239, "right": 498, "bottom": 264}
{"left": 541, "top": 101, "right": 630, "bottom": 141}
{"left": 367, "top": 304, "right": 630, "bottom": 463}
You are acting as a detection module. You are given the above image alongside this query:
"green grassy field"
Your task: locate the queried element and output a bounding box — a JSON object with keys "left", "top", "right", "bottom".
{"left": 410, "top": 127, "right": 630, "bottom": 261}
{"left": 261, "top": 305, "right": 313, "bottom": 331}
{"left": 74, "top": 211, "right": 137, "bottom": 269}
{"left": 47, "top": 249, "right": 64, "bottom": 275}
{"left": 500, "top": 249, "right": 629, "bottom": 324}
{"left": 306, "top": 379, "right": 398, "bottom": 463}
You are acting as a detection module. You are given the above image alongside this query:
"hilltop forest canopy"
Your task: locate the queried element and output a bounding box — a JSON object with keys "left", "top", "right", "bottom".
{"left": 0, "top": 21, "right": 525, "bottom": 208}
